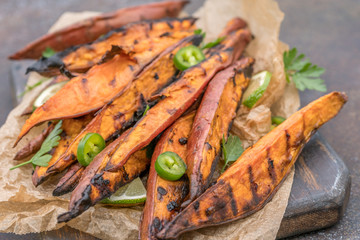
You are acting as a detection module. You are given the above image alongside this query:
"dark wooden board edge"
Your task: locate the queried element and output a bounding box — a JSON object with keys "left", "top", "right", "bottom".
{"left": 277, "top": 133, "right": 351, "bottom": 239}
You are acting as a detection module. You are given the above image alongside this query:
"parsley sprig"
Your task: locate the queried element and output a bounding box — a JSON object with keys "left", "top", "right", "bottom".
{"left": 10, "top": 121, "right": 63, "bottom": 170}
{"left": 283, "top": 48, "right": 326, "bottom": 92}
{"left": 221, "top": 134, "right": 244, "bottom": 172}
{"left": 42, "top": 47, "right": 56, "bottom": 58}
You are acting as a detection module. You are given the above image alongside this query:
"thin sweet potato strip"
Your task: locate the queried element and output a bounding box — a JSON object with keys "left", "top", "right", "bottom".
{"left": 157, "top": 92, "right": 347, "bottom": 239}
{"left": 14, "top": 123, "right": 55, "bottom": 160}
{"left": 9, "top": 0, "right": 189, "bottom": 59}
{"left": 53, "top": 162, "right": 84, "bottom": 196}
{"left": 45, "top": 35, "right": 201, "bottom": 179}
{"left": 140, "top": 112, "right": 195, "bottom": 240}
{"left": 15, "top": 23, "right": 195, "bottom": 146}
{"left": 57, "top": 128, "right": 150, "bottom": 222}
{"left": 27, "top": 18, "right": 197, "bottom": 76}
{"left": 32, "top": 114, "right": 93, "bottom": 186}
{"left": 183, "top": 57, "right": 254, "bottom": 206}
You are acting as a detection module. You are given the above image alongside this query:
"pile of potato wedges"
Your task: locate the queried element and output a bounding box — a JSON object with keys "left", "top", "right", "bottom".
{"left": 9, "top": 1, "right": 347, "bottom": 239}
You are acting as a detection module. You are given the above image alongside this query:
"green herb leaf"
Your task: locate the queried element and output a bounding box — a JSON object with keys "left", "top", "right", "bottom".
{"left": 18, "top": 77, "right": 51, "bottom": 98}
{"left": 202, "top": 36, "right": 225, "bottom": 50}
{"left": 142, "top": 105, "right": 150, "bottom": 117}
{"left": 221, "top": 134, "right": 244, "bottom": 172}
{"left": 283, "top": 47, "right": 326, "bottom": 92}
{"left": 42, "top": 47, "right": 56, "bottom": 58}
{"left": 271, "top": 116, "right": 286, "bottom": 126}
{"left": 10, "top": 120, "right": 63, "bottom": 170}
{"left": 194, "top": 28, "right": 206, "bottom": 39}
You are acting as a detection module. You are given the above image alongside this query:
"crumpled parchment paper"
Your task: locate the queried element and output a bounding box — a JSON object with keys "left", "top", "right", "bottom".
{"left": 0, "top": 0, "right": 300, "bottom": 239}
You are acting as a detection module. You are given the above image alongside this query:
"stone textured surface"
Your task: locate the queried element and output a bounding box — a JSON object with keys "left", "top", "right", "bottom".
{"left": 0, "top": 0, "right": 358, "bottom": 239}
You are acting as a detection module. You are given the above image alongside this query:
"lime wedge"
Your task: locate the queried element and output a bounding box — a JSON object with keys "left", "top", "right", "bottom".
{"left": 100, "top": 177, "right": 146, "bottom": 206}
{"left": 242, "top": 71, "right": 272, "bottom": 108}
{"left": 33, "top": 81, "right": 69, "bottom": 108}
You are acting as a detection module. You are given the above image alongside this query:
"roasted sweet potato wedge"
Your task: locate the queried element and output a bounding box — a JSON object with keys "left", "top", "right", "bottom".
{"left": 27, "top": 18, "right": 197, "bottom": 76}
{"left": 9, "top": 0, "right": 189, "bottom": 60}
{"left": 32, "top": 114, "right": 93, "bottom": 186}
{"left": 57, "top": 128, "right": 150, "bottom": 223}
{"left": 45, "top": 35, "right": 201, "bottom": 179}
{"left": 157, "top": 92, "right": 347, "bottom": 239}
{"left": 53, "top": 162, "right": 84, "bottom": 196}
{"left": 140, "top": 112, "right": 195, "bottom": 240}
{"left": 15, "top": 26, "right": 195, "bottom": 146}
{"left": 183, "top": 57, "right": 254, "bottom": 207}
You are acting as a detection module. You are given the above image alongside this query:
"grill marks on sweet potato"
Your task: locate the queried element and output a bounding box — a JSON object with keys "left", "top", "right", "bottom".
{"left": 57, "top": 129, "right": 150, "bottom": 223}
{"left": 28, "top": 18, "right": 197, "bottom": 76}
{"left": 104, "top": 28, "right": 252, "bottom": 173}
{"left": 32, "top": 115, "right": 93, "bottom": 186}
{"left": 156, "top": 92, "right": 347, "bottom": 239}
{"left": 15, "top": 24, "right": 196, "bottom": 146}
{"left": 44, "top": 35, "right": 200, "bottom": 179}
{"left": 140, "top": 112, "right": 195, "bottom": 240}
{"left": 58, "top": 26, "right": 251, "bottom": 222}
{"left": 53, "top": 163, "right": 84, "bottom": 196}
{"left": 9, "top": 0, "right": 189, "bottom": 59}
{"left": 184, "top": 57, "right": 254, "bottom": 206}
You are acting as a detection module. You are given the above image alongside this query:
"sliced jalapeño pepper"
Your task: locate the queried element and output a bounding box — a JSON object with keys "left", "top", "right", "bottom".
{"left": 155, "top": 151, "right": 187, "bottom": 181}
{"left": 173, "top": 45, "right": 205, "bottom": 71}
{"left": 77, "top": 133, "right": 106, "bottom": 166}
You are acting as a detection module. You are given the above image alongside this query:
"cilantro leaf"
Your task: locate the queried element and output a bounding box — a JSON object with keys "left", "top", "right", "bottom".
{"left": 283, "top": 48, "right": 326, "bottom": 92}
{"left": 42, "top": 47, "right": 56, "bottom": 58}
{"left": 221, "top": 134, "right": 244, "bottom": 172}
{"left": 142, "top": 105, "right": 150, "bottom": 117}
{"left": 202, "top": 36, "right": 225, "bottom": 50}
{"left": 10, "top": 121, "right": 63, "bottom": 170}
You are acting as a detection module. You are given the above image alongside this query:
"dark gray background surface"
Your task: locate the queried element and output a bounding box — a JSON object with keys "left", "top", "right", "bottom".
{"left": 0, "top": 0, "right": 359, "bottom": 239}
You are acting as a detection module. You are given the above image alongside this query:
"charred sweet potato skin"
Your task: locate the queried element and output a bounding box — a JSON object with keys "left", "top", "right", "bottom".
{"left": 157, "top": 92, "right": 347, "bottom": 239}
{"left": 15, "top": 26, "right": 195, "bottom": 146}
{"left": 9, "top": 0, "right": 189, "bottom": 59}
{"left": 53, "top": 163, "right": 84, "bottom": 196}
{"left": 105, "top": 28, "right": 252, "bottom": 172}
{"left": 140, "top": 112, "right": 195, "bottom": 240}
{"left": 27, "top": 18, "right": 197, "bottom": 76}
{"left": 185, "top": 57, "right": 254, "bottom": 205}
{"left": 58, "top": 25, "right": 251, "bottom": 223}
{"left": 32, "top": 114, "right": 93, "bottom": 186}
{"left": 57, "top": 128, "right": 150, "bottom": 223}
{"left": 45, "top": 35, "right": 201, "bottom": 177}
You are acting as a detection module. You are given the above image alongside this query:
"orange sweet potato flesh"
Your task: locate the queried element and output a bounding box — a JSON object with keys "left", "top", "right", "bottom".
{"left": 44, "top": 35, "right": 201, "bottom": 179}
{"left": 183, "top": 57, "right": 254, "bottom": 207}
{"left": 32, "top": 114, "right": 93, "bottom": 187}
{"left": 27, "top": 18, "right": 197, "bottom": 76}
{"left": 57, "top": 24, "right": 251, "bottom": 223}
{"left": 57, "top": 128, "right": 150, "bottom": 223}
{"left": 140, "top": 112, "right": 195, "bottom": 240}
{"left": 9, "top": 0, "right": 189, "bottom": 60}
{"left": 14, "top": 22, "right": 195, "bottom": 146}
{"left": 157, "top": 92, "right": 348, "bottom": 239}
{"left": 53, "top": 162, "right": 84, "bottom": 196}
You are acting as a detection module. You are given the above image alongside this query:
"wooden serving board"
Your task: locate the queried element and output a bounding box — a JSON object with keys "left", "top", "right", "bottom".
{"left": 2, "top": 63, "right": 351, "bottom": 239}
